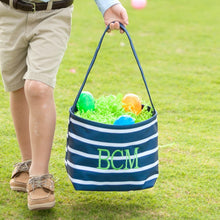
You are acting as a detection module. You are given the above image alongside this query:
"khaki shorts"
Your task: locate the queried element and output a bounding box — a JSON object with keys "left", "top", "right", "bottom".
{"left": 0, "top": 2, "right": 73, "bottom": 92}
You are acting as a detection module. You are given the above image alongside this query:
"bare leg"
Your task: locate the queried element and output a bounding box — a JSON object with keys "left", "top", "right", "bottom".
{"left": 24, "top": 80, "right": 56, "bottom": 176}
{"left": 10, "top": 88, "right": 32, "bottom": 161}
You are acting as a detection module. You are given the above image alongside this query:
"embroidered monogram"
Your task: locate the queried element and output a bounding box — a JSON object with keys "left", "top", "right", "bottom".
{"left": 97, "top": 147, "right": 139, "bottom": 170}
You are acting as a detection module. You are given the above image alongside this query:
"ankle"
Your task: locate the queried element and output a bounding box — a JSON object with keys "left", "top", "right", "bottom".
{"left": 29, "top": 172, "right": 49, "bottom": 177}
{"left": 22, "top": 157, "right": 32, "bottom": 162}
{"left": 22, "top": 159, "right": 32, "bottom": 163}
{"left": 29, "top": 164, "right": 49, "bottom": 177}
{"left": 29, "top": 169, "right": 49, "bottom": 177}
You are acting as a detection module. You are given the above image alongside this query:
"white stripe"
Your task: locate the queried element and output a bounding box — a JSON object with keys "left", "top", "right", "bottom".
{"left": 67, "top": 145, "right": 158, "bottom": 160}
{"left": 66, "top": 159, "right": 158, "bottom": 173}
{"left": 68, "top": 132, "right": 158, "bottom": 147}
{"left": 67, "top": 173, "right": 159, "bottom": 186}
{"left": 70, "top": 117, "right": 157, "bottom": 134}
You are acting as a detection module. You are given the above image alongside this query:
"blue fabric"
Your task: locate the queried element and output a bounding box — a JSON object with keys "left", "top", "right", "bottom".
{"left": 65, "top": 113, "right": 158, "bottom": 191}
{"left": 65, "top": 24, "right": 159, "bottom": 191}
{"left": 94, "top": 0, "right": 121, "bottom": 15}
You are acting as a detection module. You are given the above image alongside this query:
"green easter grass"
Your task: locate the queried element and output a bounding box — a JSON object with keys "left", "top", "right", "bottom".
{"left": 75, "top": 94, "right": 153, "bottom": 124}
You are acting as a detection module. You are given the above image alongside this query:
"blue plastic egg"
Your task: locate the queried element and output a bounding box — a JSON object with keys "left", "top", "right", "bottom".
{"left": 113, "top": 115, "right": 135, "bottom": 125}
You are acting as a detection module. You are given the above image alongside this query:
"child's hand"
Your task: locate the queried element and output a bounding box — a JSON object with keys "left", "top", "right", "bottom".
{"left": 103, "top": 4, "right": 129, "bottom": 33}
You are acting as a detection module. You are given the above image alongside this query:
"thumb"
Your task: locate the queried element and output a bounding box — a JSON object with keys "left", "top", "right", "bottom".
{"left": 120, "top": 9, "right": 129, "bottom": 26}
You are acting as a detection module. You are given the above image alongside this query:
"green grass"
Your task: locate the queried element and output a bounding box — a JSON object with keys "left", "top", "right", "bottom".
{"left": 0, "top": 0, "right": 219, "bottom": 219}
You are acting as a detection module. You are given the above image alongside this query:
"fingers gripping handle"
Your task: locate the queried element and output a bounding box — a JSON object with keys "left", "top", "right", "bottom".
{"left": 72, "top": 23, "right": 155, "bottom": 113}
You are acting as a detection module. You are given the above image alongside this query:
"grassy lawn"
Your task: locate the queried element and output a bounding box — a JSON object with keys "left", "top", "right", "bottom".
{"left": 0, "top": 0, "right": 219, "bottom": 219}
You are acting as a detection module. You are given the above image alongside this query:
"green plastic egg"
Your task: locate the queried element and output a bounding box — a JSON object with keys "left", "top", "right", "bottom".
{"left": 77, "top": 91, "right": 95, "bottom": 112}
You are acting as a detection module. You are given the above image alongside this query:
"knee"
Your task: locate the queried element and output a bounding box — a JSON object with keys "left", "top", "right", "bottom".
{"left": 25, "top": 80, "right": 53, "bottom": 100}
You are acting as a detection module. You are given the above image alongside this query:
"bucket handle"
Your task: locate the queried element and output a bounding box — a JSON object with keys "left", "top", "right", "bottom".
{"left": 72, "top": 23, "right": 155, "bottom": 113}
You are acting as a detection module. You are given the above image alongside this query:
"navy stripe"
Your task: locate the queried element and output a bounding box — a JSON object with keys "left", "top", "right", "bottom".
{"left": 66, "top": 163, "right": 158, "bottom": 182}
{"left": 69, "top": 122, "right": 157, "bottom": 143}
{"left": 65, "top": 167, "right": 158, "bottom": 191}
{"left": 72, "top": 181, "right": 156, "bottom": 191}
{"left": 69, "top": 125, "right": 157, "bottom": 143}
{"left": 67, "top": 136, "right": 158, "bottom": 155}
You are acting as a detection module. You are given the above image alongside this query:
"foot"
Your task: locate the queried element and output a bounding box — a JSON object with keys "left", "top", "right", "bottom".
{"left": 10, "top": 160, "right": 31, "bottom": 192}
{"left": 27, "top": 174, "right": 55, "bottom": 210}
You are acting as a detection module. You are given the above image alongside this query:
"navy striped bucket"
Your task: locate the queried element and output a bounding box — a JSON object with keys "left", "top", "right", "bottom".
{"left": 65, "top": 24, "right": 159, "bottom": 191}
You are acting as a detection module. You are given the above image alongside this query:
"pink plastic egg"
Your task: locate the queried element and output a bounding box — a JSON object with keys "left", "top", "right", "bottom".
{"left": 131, "top": 0, "right": 147, "bottom": 9}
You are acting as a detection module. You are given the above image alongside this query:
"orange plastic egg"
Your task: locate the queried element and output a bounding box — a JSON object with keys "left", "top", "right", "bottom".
{"left": 122, "top": 93, "right": 142, "bottom": 115}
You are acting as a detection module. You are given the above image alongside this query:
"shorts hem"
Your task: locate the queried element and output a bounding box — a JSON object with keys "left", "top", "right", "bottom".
{"left": 4, "top": 81, "right": 25, "bottom": 92}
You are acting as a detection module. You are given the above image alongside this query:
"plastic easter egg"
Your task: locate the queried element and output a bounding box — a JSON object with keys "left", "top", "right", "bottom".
{"left": 122, "top": 93, "right": 142, "bottom": 115}
{"left": 77, "top": 91, "right": 95, "bottom": 112}
{"left": 131, "top": 0, "right": 147, "bottom": 9}
{"left": 113, "top": 115, "right": 135, "bottom": 125}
